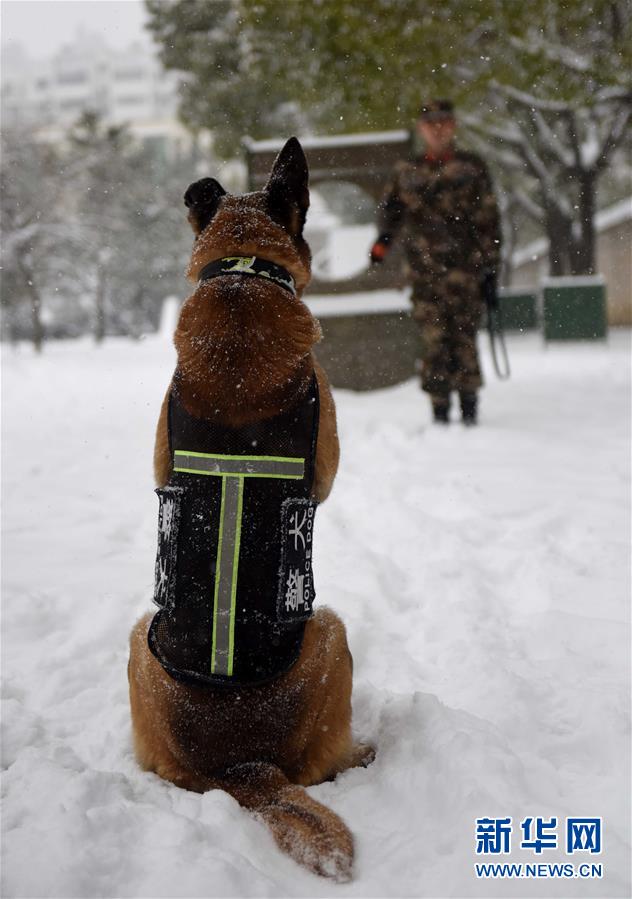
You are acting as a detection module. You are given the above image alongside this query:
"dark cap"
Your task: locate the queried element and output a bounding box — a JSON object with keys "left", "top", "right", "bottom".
{"left": 419, "top": 99, "right": 455, "bottom": 121}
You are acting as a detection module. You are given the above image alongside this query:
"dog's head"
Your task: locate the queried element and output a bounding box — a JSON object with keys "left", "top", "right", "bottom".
{"left": 184, "top": 137, "right": 311, "bottom": 294}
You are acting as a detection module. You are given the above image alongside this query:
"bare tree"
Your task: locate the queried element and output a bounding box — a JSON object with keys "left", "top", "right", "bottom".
{"left": 460, "top": 2, "right": 631, "bottom": 274}
{"left": 465, "top": 86, "right": 631, "bottom": 275}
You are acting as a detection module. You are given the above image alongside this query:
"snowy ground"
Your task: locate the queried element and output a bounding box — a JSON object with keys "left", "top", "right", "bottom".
{"left": 2, "top": 321, "right": 630, "bottom": 898}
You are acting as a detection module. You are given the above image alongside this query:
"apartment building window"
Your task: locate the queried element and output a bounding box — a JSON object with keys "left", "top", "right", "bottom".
{"left": 114, "top": 69, "right": 145, "bottom": 81}
{"left": 116, "top": 95, "right": 146, "bottom": 106}
{"left": 57, "top": 71, "right": 88, "bottom": 85}
{"left": 59, "top": 98, "right": 85, "bottom": 110}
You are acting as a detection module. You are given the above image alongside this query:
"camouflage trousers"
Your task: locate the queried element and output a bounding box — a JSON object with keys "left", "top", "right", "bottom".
{"left": 410, "top": 270, "right": 484, "bottom": 396}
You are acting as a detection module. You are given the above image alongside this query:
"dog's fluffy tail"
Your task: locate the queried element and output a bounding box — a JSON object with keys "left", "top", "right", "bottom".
{"left": 217, "top": 762, "right": 354, "bottom": 882}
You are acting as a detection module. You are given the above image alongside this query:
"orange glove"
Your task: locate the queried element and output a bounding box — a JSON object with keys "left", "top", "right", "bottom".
{"left": 370, "top": 234, "right": 392, "bottom": 265}
{"left": 370, "top": 242, "right": 388, "bottom": 264}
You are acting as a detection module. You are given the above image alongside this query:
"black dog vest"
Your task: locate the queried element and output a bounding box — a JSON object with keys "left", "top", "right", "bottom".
{"left": 148, "top": 373, "right": 320, "bottom": 687}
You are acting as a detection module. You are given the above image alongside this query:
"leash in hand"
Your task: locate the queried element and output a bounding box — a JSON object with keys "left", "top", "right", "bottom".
{"left": 482, "top": 271, "right": 511, "bottom": 380}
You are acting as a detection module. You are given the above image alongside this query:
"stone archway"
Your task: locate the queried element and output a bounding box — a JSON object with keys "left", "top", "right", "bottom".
{"left": 244, "top": 131, "right": 413, "bottom": 295}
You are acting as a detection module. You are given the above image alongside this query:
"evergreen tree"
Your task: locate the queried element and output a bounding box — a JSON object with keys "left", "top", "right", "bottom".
{"left": 145, "top": 0, "right": 308, "bottom": 158}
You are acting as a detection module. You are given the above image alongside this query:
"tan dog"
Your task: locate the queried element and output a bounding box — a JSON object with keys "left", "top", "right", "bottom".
{"left": 128, "top": 138, "right": 373, "bottom": 882}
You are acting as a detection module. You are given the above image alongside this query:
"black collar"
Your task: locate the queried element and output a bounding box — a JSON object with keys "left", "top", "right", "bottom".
{"left": 198, "top": 256, "right": 296, "bottom": 297}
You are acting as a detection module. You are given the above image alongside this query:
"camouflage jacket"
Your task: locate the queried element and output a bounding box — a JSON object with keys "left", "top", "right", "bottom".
{"left": 378, "top": 149, "right": 501, "bottom": 279}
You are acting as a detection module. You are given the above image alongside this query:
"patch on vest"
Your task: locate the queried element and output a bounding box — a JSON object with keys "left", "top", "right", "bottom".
{"left": 153, "top": 485, "right": 184, "bottom": 609}
{"left": 277, "top": 498, "right": 317, "bottom": 622}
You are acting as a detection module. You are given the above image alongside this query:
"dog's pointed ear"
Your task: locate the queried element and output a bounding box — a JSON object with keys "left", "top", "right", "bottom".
{"left": 265, "top": 137, "right": 309, "bottom": 237}
{"left": 183, "top": 178, "right": 227, "bottom": 235}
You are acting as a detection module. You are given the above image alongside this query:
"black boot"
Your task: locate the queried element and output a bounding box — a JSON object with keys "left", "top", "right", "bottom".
{"left": 459, "top": 391, "right": 478, "bottom": 426}
{"left": 431, "top": 394, "right": 451, "bottom": 424}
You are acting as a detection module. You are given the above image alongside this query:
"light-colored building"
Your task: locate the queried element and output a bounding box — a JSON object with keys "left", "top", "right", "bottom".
{"left": 1, "top": 30, "right": 196, "bottom": 158}
{"left": 512, "top": 197, "right": 632, "bottom": 326}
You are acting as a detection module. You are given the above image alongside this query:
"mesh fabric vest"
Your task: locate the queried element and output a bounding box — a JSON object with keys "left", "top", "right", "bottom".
{"left": 148, "top": 372, "right": 320, "bottom": 687}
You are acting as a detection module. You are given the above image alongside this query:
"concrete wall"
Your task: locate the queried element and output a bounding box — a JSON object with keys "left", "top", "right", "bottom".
{"left": 314, "top": 310, "right": 418, "bottom": 391}
{"left": 598, "top": 218, "right": 632, "bottom": 326}
{"left": 245, "top": 131, "right": 413, "bottom": 295}
{"left": 306, "top": 293, "right": 417, "bottom": 391}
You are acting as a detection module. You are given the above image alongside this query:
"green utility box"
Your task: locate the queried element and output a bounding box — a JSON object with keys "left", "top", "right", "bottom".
{"left": 498, "top": 289, "right": 538, "bottom": 331}
{"left": 542, "top": 276, "right": 608, "bottom": 341}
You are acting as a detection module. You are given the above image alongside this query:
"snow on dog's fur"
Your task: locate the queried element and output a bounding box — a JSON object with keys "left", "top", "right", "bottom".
{"left": 128, "top": 138, "right": 374, "bottom": 882}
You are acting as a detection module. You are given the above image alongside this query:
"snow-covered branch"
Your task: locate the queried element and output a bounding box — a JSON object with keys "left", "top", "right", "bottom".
{"left": 507, "top": 33, "right": 592, "bottom": 75}
{"left": 528, "top": 107, "right": 574, "bottom": 169}
{"left": 489, "top": 81, "right": 572, "bottom": 114}
{"left": 512, "top": 187, "right": 544, "bottom": 223}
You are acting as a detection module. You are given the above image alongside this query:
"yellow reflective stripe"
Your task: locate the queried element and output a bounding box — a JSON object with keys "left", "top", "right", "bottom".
{"left": 174, "top": 450, "right": 304, "bottom": 464}
{"left": 210, "top": 476, "right": 227, "bottom": 674}
{"left": 227, "top": 477, "right": 244, "bottom": 676}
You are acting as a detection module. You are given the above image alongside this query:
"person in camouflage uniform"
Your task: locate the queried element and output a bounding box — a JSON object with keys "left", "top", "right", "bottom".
{"left": 370, "top": 100, "right": 501, "bottom": 425}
